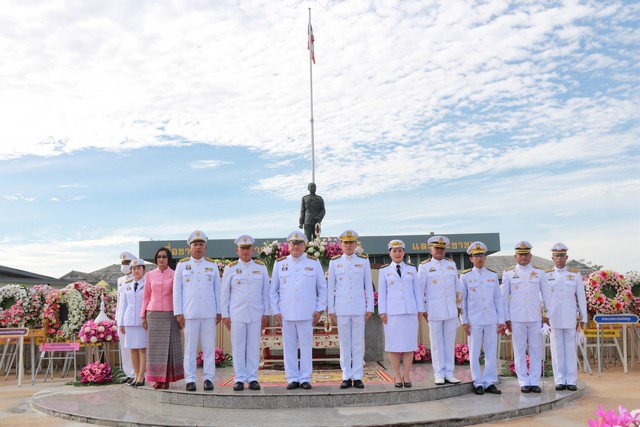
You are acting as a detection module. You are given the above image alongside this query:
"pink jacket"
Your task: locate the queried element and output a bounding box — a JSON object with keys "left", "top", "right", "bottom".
{"left": 141, "top": 267, "right": 175, "bottom": 317}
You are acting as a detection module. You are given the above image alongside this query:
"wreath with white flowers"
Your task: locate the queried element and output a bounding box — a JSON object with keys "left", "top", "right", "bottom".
{"left": 584, "top": 270, "right": 633, "bottom": 314}
{"left": 0, "top": 284, "right": 30, "bottom": 327}
{"left": 42, "top": 288, "right": 86, "bottom": 340}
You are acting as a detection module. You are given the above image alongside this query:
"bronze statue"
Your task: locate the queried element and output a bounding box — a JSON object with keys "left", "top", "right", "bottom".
{"left": 299, "top": 183, "right": 325, "bottom": 241}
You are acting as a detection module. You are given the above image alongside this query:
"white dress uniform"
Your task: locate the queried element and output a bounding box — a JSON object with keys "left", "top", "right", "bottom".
{"left": 501, "top": 242, "right": 551, "bottom": 388}
{"left": 418, "top": 237, "right": 462, "bottom": 382}
{"left": 270, "top": 248, "right": 327, "bottom": 384}
{"left": 117, "top": 275, "right": 148, "bottom": 349}
{"left": 173, "top": 255, "right": 221, "bottom": 383}
{"left": 221, "top": 256, "right": 270, "bottom": 384}
{"left": 378, "top": 261, "right": 423, "bottom": 352}
{"left": 327, "top": 241, "right": 374, "bottom": 382}
{"left": 116, "top": 250, "right": 136, "bottom": 378}
{"left": 461, "top": 266, "right": 504, "bottom": 389}
{"left": 546, "top": 243, "right": 587, "bottom": 387}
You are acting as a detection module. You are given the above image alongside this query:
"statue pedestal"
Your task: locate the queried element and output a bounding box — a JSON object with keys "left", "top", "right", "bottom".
{"left": 364, "top": 314, "right": 384, "bottom": 362}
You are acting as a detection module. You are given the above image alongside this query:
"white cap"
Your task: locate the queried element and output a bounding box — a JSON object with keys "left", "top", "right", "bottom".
{"left": 514, "top": 240, "right": 533, "bottom": 254}
{"left": 467, "top": 241, "right": 487, "bottom": 255}
{"left": 388, "top": 239, "right": 405, "bottom": 250}
{"left": 339, "top": 230, "right": 358, "bottom": 242}
{"left": 551, "top": 242, "right": 569, "bottom": 254}
{"left": 234, "top": 234, "right": 255, "bottom": 247}
{"left": 130, "top": 258, "right": 145, "bottom": 268}
{"left": 188, "top": 230, "right": 208, "bottom": 245}
{"left": 119, "top": 251, "right": 136, "bottom": 262}
{"left": 287, "top": 230, "right": 308, "bottom": 243}
{"left": 428, "top": 235, "right": 450, "bottom": 248}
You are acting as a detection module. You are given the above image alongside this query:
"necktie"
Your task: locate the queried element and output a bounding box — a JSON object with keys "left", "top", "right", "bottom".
{"left": 134, "top": 282, "right": 138, "bottom": 292}
{"left": 396, "top": 264, "right": 402, "bottom": 277}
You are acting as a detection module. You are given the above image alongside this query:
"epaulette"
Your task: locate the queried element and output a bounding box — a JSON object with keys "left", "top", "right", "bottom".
{"left": 331, "top": 255, "right": 341, "bottom": 260}
{"left": 307, "top": 254, "right": 318, "bottom": 260}
{"left": 253, "top": 259, "right": 265, "bottom": 266}
{"left": 228, "top": 260, "right": 239, "bottom": 267}
{"left": 568, "top": 268, "right": 579, "bottom": 273}
{"left": 486, "top": 267, "right": 497, "bottom": 273}
{"left": 124, "top": 277, "right": 134, "bottom": 283}
{"left": 504, "top": 266, "right": 515, "bottom": 271}
{"left": 444, "top": 257, "right": 452, "bottom": 262}
{"left": 179, "top": 257, "right": 190, "bottom": 263}
{"left": 205, "top": 257, "right": 216, "bottom": 263}
{"left": 462, "top": 268, "right": 472, "bottom": 274}
{"left": 406, "top": 262, "right": 414, "bottom": 266}
{"left": 380, "top": 263, "right": 390, "bottom": 268}
{"left": 533, "top": 265, "right": 543, "bottom": 270}
{"left": 357, "top": 253, "right": 368, "bottom": 259}
{"left": 420, "top": 258, "right": 432, "bottom": 264}
{"left": 545, "top": 267, "right": 554, "bottom": 273}
{"left": 276, "top": 255, "right": 287, "bottom": 262}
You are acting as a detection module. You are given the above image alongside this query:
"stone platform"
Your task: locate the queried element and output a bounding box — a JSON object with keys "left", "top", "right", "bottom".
{"left": 31, "top": 364, "right": 586, "bottom": 426}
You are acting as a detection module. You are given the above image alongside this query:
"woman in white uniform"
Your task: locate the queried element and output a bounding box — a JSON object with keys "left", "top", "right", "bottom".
{"left": 118, "top": 258, "right": 148, "bottom": 387}
{"left": 378, "top": 240, "right": 425, "bottom": 387}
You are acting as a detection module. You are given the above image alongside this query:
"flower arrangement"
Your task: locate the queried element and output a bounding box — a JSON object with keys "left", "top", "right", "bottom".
{"left": 79, "top": 319, "right": 119, "bottom": 344}
{"left": 42, "top": 288, "right": 86, "bottom": 340}
{"left": 584, "top": 270, "right": 633, "bottom": 315}
{"left": 499, "top": 355, "right": 553, "bottom": 377}
{"left": 65, "top": 281, "right": 104, "bottom": 321}
{"left": 414, "top": 344, "right": 432, "bottom": 363}
{"left": 497, "top": 323, "right": 510, "bottom": 336}
{"left": 454, "top": 343, "right": 473, "bottom": 365}
{"left": 255, "top": 240, "right": 290, "bottom": 274}
{"left": 212, "top": 258, "right": 233, "bottom": 277}
{"left": 0, "top": 284, "right": 30, "bottom": 327}
{"left": 79, "top": 361, "right": 113, "bottom": 385}
{"left": 26, "top": 284, "right": 53, "bottom": 326}
{"left": 588, "top": 404, "right": 640, "bottom": 426}
{"left": 196, "top": 348, "right": 233, "bottom": 368}
{"left": 102, "top": 289, "right": 118, "bottom": 320}
{"left": 625, "top": 271, "right": 640, "bottom": 317}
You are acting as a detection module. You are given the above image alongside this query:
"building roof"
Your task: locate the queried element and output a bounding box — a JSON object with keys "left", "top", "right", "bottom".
{"left": 0, "top": 265, "right": 71, "bottom": 288}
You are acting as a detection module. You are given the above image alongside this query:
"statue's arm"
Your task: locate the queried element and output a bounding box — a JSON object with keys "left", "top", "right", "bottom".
{"left": 318, "top": 197, "right": 326, "bottom": 222}
{"left": 299, "top": 196, "right": 306, "bottom": 226}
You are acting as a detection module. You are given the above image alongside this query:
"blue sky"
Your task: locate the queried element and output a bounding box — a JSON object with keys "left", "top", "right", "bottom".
{"left": 1, "top": 0, "right": 638, "bottom": 278}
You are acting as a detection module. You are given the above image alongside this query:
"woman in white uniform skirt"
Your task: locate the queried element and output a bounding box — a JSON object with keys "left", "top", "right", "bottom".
{"left": 378, "top": 240, "right": 425, "bottom": 387}
{"left": 118, "top": 258, "right": 148, "bottom": 387}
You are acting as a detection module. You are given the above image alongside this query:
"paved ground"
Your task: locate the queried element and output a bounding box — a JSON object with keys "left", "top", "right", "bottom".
{"left": 1, "top": 363, "right": 638, "bottom": 426}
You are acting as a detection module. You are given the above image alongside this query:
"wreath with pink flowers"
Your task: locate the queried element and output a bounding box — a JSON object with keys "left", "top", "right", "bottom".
{"left": 584, "top": 270, "right": 633, "bottom": 315}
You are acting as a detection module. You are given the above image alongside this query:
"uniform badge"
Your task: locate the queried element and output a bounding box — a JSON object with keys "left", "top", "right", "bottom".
{"left": 432, "top": 279, "right": 438, "bottom": 284}
{"left": 567, "top": 274, "right": 574, "bottom": 280}
{"left": 252, "top": 270, "right": 261, "bottom": 275}
{"left": 185, "top": 278, "right": 190, "bottom": 283}
{"left": 471, "top": 288, "right": 476, "bottom": 292}
{"left": 236, "top": 280, "right": 241, "bottom": 285}
{"left": 514, "top": 285, "right": 518, "bottom": 290}
{"left": 236, "top": 268, "right": 242, "bottom": 274}
{"left": 487, "top": 279, "right": 495, "bottom": 283}
{"left": 513, "top": 275, "right": 519, "bottom": 279}
{"left": 355, "top": 264, "right": 363, "bottom": 268}
{"left": 305, "top": 266, "right": 313, "bottom": 271}
{"left": 447, "top": 266, "right": 454, "bottom": 270}
{"left": 127, "top": 286, "right": 131, "bottom": 291}
{"left": 205, "top": 267, "right": 213, "bottom": 272}
{"left": 282, "top": 265, "right": 288, "bottom": 271}
{"left": 429, "top": 267, "right": 436, "bottom": 272}
{"left": 390, "top": 280, "right": 394, "bottom": 285}
{"left": 186, "top": 264, "right": 191, "bottom": 271}
{"left": 530, "top": 271, "right": 538, "bottom": 278}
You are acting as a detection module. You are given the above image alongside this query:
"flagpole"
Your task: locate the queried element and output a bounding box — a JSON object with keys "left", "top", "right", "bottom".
{"left": 308, "top": 8, "right": 315, "bottom": 184}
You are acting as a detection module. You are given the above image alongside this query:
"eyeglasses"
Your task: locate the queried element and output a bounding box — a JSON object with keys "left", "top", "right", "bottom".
{"left": 156, "top": 255, "right": 169, "bottom": 259}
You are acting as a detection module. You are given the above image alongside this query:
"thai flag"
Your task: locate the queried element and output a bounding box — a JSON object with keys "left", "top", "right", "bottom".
{"left": 308, "top": 22, "right": 315, "bottom": 64}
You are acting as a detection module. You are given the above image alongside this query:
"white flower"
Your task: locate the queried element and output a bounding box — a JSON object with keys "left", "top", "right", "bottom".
{"left": 80, "top": 337, "right": 86, "bottom": 343}
{"left": 85, "top": 327, "right": 92, "bottom": 333}
{"left": 106, "top": 335, "right": 112, "bottom": 341}
{"left": 90, "top": 336, "right": 98, "bottom": 343}
{"left": 263, "top": 247, "right": 272, "bottom": 255}
{"left": 97, "top": 326, "right": 105, "bottom": 332}
{"left": 314, "top": 251, "right": 320, "bottom": 257}
{"left": 307, "top": 248, "right": 314, "bottom": 254}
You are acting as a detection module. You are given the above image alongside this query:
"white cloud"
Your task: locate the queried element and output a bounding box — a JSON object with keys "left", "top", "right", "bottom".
{"left": 189, "top": 160, "right": 232, "bottom": 169}
{"left": 3, "top": 193, "right": 36, "bottom": 202}
{"left": 58, "top": 184, "right": 88, "bottom": 188}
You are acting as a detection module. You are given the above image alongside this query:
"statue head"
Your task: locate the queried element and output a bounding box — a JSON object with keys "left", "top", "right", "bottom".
{"left": 307, "top": 182, "right": 316, "bottom": 194}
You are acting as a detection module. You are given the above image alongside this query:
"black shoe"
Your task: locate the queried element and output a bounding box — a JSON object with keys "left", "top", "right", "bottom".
{"left": 233, "top": 381, "right": 244, "bottom": 391}
{"left": 353, "top": 379, "right": 365, "bottom": 389}
{"left": 403, "top": 381, "right": 412, "bottom": 388}
{"left": 566, "top": 384, "right": 578, "bottom": 391}
{"left": 520, "top": 386, "right": 531, "bottom": 393}
{"left": 186, "top": 382, "right": 196, "bottom": 392}
{"left": 555, "top": 384, "right": 567, "bottom": 391}
{"left": 249, "top": 381, "right": 261, "bottom": 390}
{"left": 530, "top": 385, "right": 542, "bottom": 393}
{"left": 474, "top": 385, "right": 485, "bottom": 395}
{"left": 204, "top": 379, "right": 214, "bottom": 391}
{"left": 286, "top": 381, "right": 300, "bottom": 390}
{"left": 340, "top": 379, "right": 352, "bottom": 389}
{"left": 125, "top": 377, "right": 135, "bottom": 384}
{"left": 133, "top": 380, "right": 145, "bottom": 387}
{"left": 485, "top": 384, "right": 502, "bottom": 394}
{"left": 300, "top": 382, "right": 312, "bottom": 390}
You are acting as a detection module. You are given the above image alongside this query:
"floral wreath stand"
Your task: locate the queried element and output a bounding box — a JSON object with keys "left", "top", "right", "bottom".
{"left": 32, "top": 319, "right": 78, "bottom": 384}
{"left": 589, "top": 313, "right": 639, "bottom": 376}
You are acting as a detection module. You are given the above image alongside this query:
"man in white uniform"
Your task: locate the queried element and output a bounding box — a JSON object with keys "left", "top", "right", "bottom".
{"left": 546, "top": 242, "right": 587, "bottom": 391}
{"left": 270, "top": 230, "right": 327, "bottom": 390}
{"left": 418, "top": 235, "right": 462, "bottom": 385}
{"left": 221, "top": 235, "right": 270, "bottom": 391}
{"left": 116, "top": 251, "right": 136, "bottom": 384}
{"left": 501, "top": 241, "right": 551, "bottom": 393}
{"left": 460, "top": 242, "right": 504, "bottom": 395}
{"left": 173, "top": 230, "right": 221, "bottom": 392}
{"left": 327, "top": 230, "right": 374, "bottom": 389}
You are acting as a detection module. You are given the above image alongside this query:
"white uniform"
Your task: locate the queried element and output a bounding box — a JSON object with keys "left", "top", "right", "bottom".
{"left": 546, "top": 267, "right": 587, "bottom": 386}
{"left": 461, "top": 267, "right": 504, "bottom": 388}
{"left": 327, "top": 253, "right": 374, "bottom": 381}
{"left": 116, "top": 274, "right": 134, "bottom": 376}
{"left": 173, "top": 256, "right": 221, "bottom": 383}
{"left": 378, "top": 262, "right": 423, "bottom": 352}
{"left": 270, "top": 253, "right": 327, "bottom": 384}
{"left": 418, "top": 257, "right": 462, "bottom": 380}
{"left": 501, "top": 264, "right": 551, "bottom": 387}
{"left": 117, "top": 276, "right": 147, "bottom": 349}
{"left": 221, "top": 258, "right": 270, "bottom": 383}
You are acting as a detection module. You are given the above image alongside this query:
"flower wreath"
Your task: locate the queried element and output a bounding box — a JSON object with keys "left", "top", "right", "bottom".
{"left": 584, "top": 270, "right": 632, "bottom": 315}
{"left": 0, "top": 284, "right": 30, "bottom": 327}
{"left": 42, "top": 288, "right": 86, "bottom": 339}
{"left": 26, "top": 284, "right": 54, "bottom": 326}
{"left": 626, "top": 271, "right": 640, "bottom": 317}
